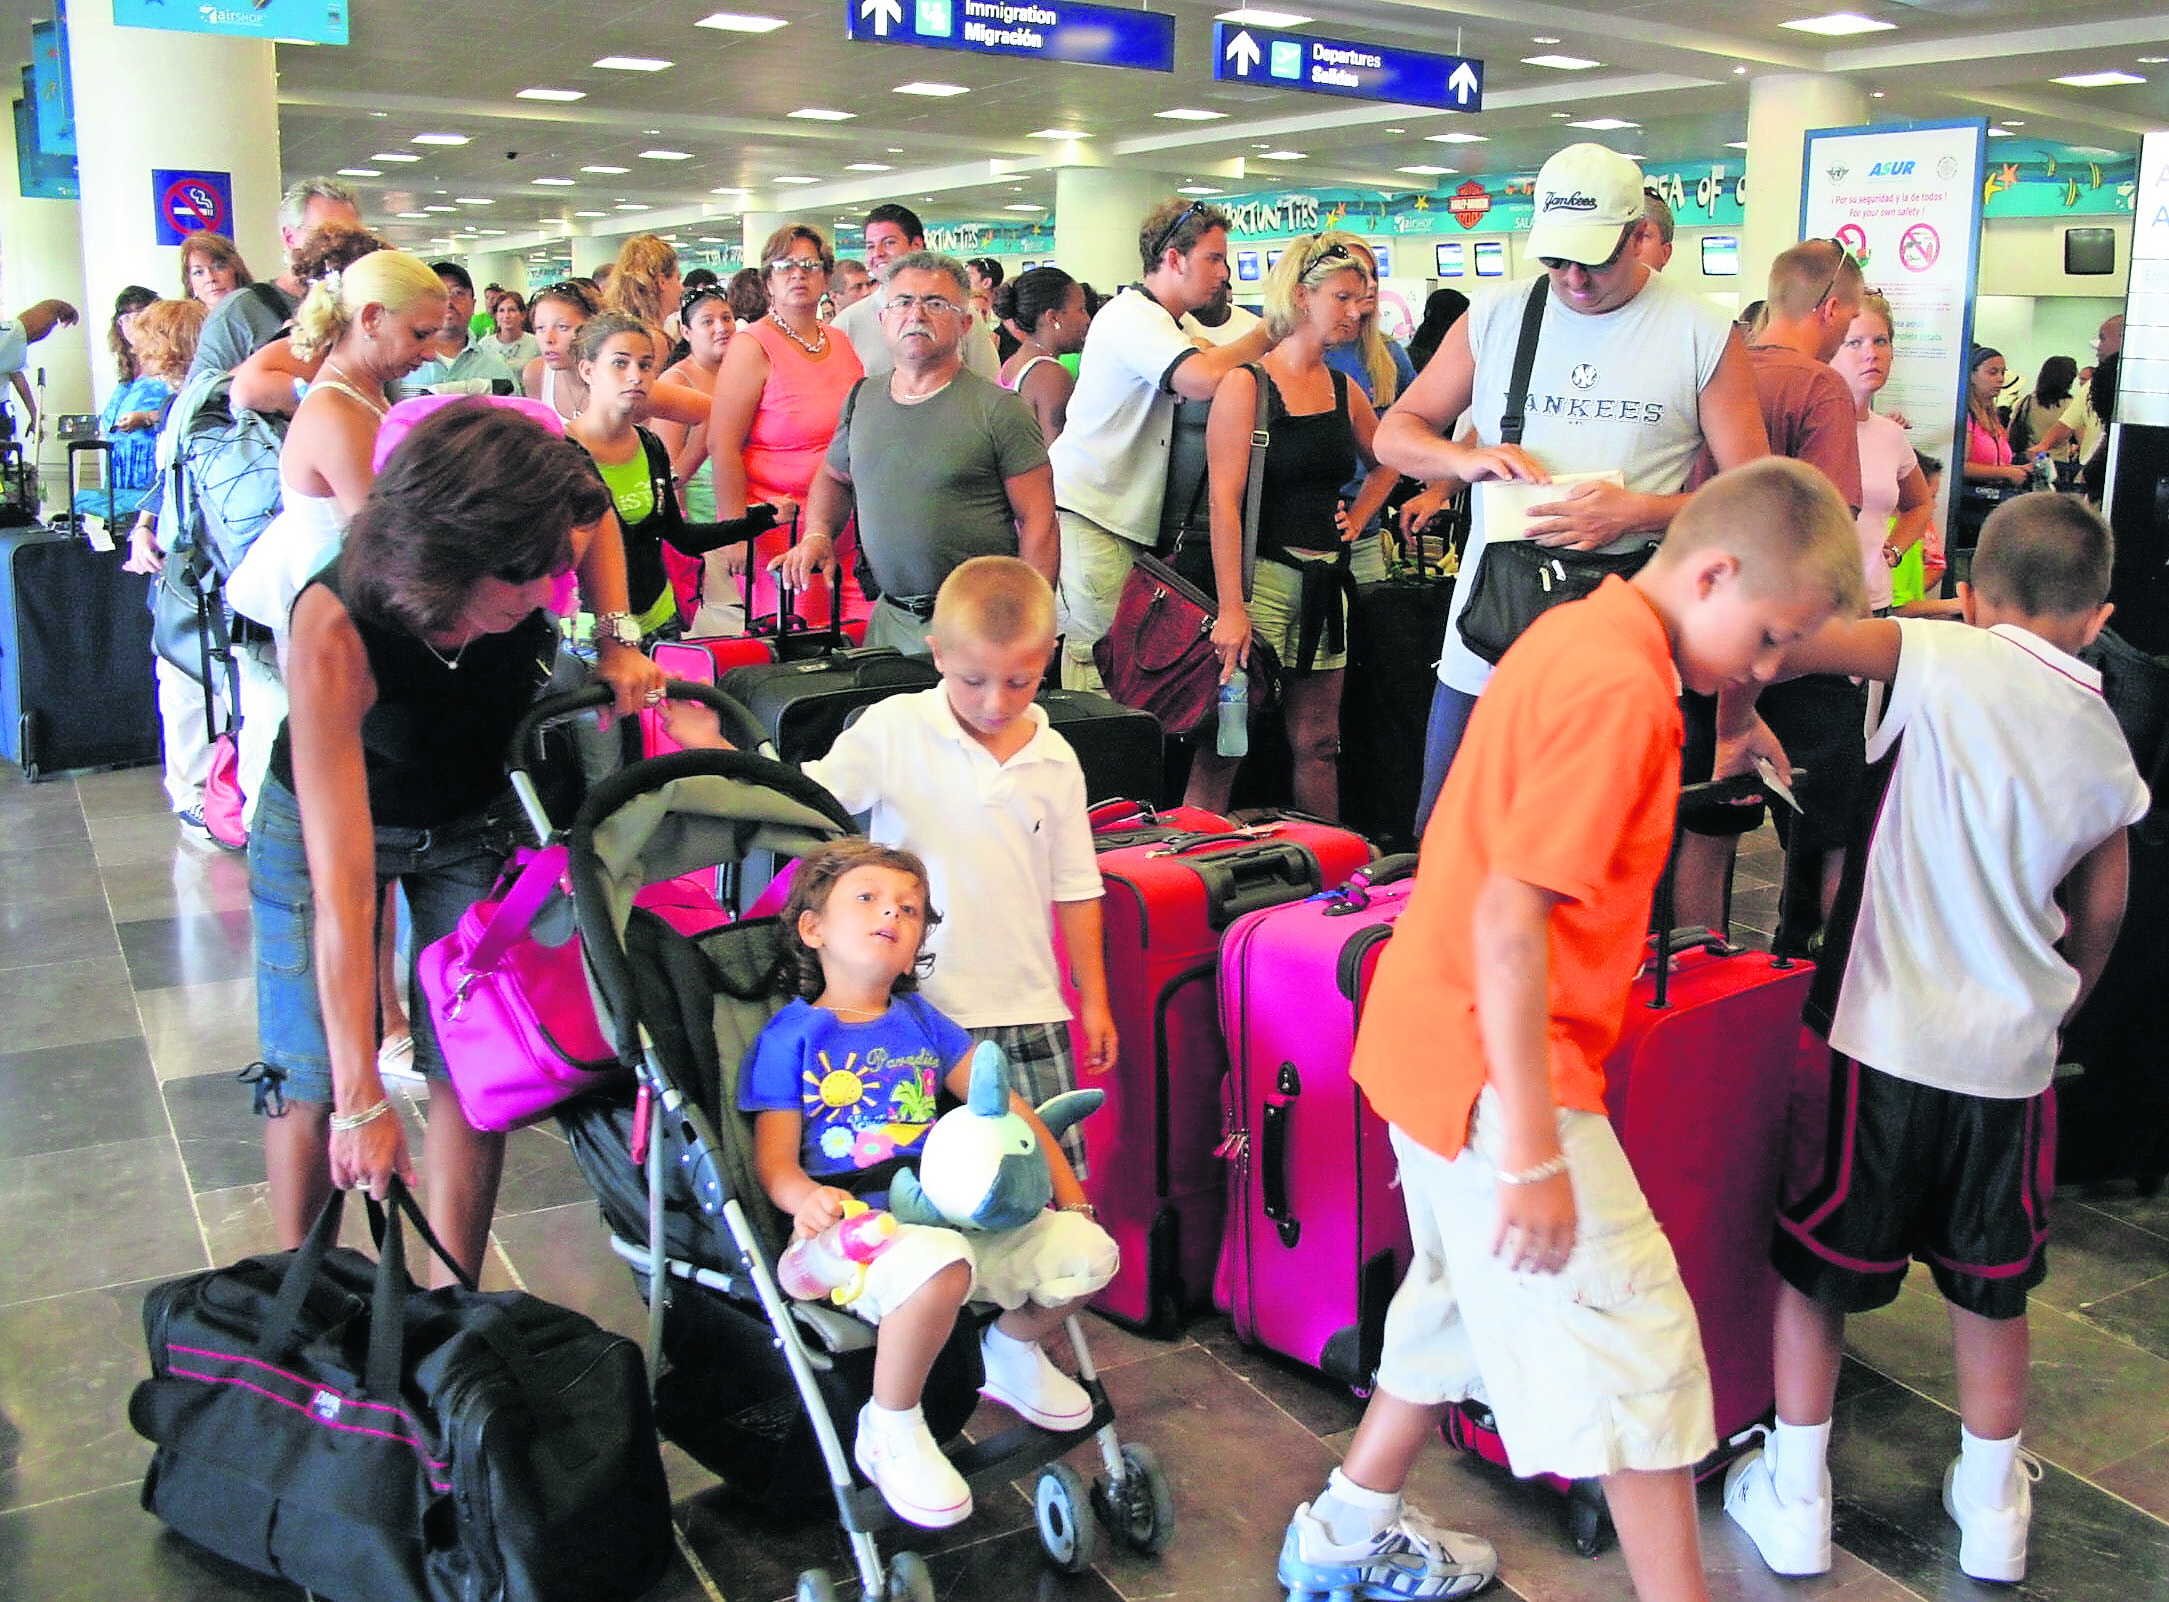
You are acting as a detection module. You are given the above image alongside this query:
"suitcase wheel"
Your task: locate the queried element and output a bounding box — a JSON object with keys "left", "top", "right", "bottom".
{"left": 1034, "top": 1461, "right": 1097, "bottom": 1574}
{"left": 795, "top": 1570, "right": 836, "bottom": 1602}
{"left": 1093, "top": 1441, "right": 1176, "bottom": 1556}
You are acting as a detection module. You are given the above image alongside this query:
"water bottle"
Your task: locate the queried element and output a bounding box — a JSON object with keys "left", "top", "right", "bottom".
{"left": 2030, "top": 454, "right": 2054, "bottom": 493}
{"left": 1216, "top": 673, "right": 1250, "bottom": 759}
{"left": 776, "top": 1202, "right": 898, "bottom": 1304}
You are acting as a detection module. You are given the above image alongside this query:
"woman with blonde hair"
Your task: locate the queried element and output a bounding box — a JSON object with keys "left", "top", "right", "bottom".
{"left": 179, "top": 230, "right": 252, "bottom": 309}
{"left": 1183, "top": 232, "right": 1397, "bottom": 818}
{"left": 604, "top": 233, "right": 683, "bottom": 367}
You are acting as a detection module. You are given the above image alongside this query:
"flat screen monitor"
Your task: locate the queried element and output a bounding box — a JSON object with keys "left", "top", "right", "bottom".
{"left": 2065, "top": 228, "right": 2116, "bottom": 276}
{"left": 1236, "top": 250, "right": 1262, "bottom": 282}
{"left": 1473, "top": 240, "right": 1506, "bottom": 278}
{"left": 1370, "top": 243, "right": 1391, "bottom": 277}
{"left": 1701, "top": 234, "right": 1741, "bottom": 277}
{"left": 1435, "top": 241, "right": 1467, "bottom": 278}
{"left": 1267, "top": 248, "right": 1284, "bottom": 272}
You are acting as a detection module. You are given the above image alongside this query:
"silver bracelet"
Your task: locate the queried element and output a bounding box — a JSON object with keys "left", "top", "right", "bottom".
{"left": 1060, "top": 1201, "right": 1097, "bottom": 1218}
{"left": 1496, "top": 1153, "right": 1570, "bottom": 1187}
{"left": 330, "top": 1098, "right": 393, "bottom": 1134}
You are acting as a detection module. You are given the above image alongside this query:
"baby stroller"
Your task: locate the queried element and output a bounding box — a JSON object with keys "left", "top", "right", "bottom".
{"left": 518, "top": 684, "right": 1177, "bottom": 1601}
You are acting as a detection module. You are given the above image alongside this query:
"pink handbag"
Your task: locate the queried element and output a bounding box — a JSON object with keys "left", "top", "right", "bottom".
{"left": 203, "top": 734, "right": 248, "bottom": 850}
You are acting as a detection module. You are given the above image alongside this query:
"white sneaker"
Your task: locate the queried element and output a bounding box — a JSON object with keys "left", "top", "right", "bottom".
{"left": 377, "top": 1032, "right": 427, "bottom": 1090}
{"left": 978, "top": 1326, "right": 1093, "bottom": 1432}
{"left": 853, "top": 1403, "right": 971, "bottom": 1529}
{"left": 1277, "top": 1499, "right": 1498, "bottom": 1600}
{"left": 1942, "top": 1450, "right": 2041, "bottom": 1583}
{"left": 1724, "top": 1442, "right": 1833, "bottom": 1576}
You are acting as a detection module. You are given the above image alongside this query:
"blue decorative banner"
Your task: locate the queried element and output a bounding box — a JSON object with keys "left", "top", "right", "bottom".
{"left": 30, "top": 17, "right": 74, "bottom": 157}
{"left": 14, "top": 95, "right": 77, "bottom": 200}
{"left": 1211, "top": 23, "right": 1481, "bottom": 113}
{"left": 844, "top": 0, "right": 1174, "bottom": 73}
{"left": 111, "top": 0, "right": 350, "bottom": 47}
{"left": 153, "top": 169, "right": 235, "bottom": 244}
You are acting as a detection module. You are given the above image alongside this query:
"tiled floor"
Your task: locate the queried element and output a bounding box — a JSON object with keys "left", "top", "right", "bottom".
{"left": 2, "top": 765, "right": 2165, "bottom": 1602}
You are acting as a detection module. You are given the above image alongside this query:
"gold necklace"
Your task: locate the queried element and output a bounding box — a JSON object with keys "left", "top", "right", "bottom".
{"left": 418, "top": 630, "right": 474, "bottom": 671}
{"left": 768, "top": 309, "right": 829, "bottom": 357}
{"left": 826, "top": 1002, "right": 887, "bottom": 1020}
{"left": 323, "top": 359, "right": 388, "bottom": 417}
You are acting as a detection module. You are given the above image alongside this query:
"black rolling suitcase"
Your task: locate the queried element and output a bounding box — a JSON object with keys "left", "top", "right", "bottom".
{"left": 1036, "top": 685, "right": 1161, "bottom": 802}
{"left": 0, "top": 521, "right": 159, "bottom": 779}
{"left": 719, "top": 644, "right": 940, "bottom": 763}
{"left": 1340, "top": 523, "right": 1456, "bottom": 853}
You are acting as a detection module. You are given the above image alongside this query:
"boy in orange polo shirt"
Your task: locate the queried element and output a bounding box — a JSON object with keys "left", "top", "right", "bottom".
{"left": 1276, "top": 458, "right": 1866, "bottom": 1602}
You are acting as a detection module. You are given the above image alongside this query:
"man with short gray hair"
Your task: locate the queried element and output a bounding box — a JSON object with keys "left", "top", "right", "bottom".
{"left": 191, "top": 175, "right": 364, "bottom": 380}
{"left": 774, "top": 251, "right": 1055, "bottom": 654}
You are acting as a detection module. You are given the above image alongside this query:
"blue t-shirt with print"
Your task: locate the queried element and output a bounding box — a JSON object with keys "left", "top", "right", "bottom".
{"left": 739, "top": 995, "right": 971, "bottom": 1180}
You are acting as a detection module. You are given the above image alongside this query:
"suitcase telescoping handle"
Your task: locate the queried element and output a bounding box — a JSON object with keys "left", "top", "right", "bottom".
{"left": 1194, "top": 842, "right": 1323, "bottom": 930}
{"left": 1259, "top": 1062, "right": 1302, "bottom": 1248}
{"left": 1324, "top": 852, "right": 1420, "bottom": 915}
{"left": 1646, "top": 767, "right": 1807, "bottom": 1009}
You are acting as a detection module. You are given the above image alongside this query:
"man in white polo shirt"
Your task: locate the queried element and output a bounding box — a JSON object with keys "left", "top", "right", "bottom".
{"left": 1048, "top": 197, "right": 1275, "bottom": 689}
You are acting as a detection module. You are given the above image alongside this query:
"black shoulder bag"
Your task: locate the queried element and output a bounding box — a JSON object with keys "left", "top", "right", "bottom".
{"left": 1454, "top": 281, "right": 1655, "bottom": 665}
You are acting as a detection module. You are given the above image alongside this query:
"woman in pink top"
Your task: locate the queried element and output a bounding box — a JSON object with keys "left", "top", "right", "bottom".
{"left": 707, "top": 223, "right": 865, "bottom": 626}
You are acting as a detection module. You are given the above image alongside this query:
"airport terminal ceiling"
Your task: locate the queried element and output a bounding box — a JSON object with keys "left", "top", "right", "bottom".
{"left": 14, "top": 0, "right": 2169, "bottom": 256}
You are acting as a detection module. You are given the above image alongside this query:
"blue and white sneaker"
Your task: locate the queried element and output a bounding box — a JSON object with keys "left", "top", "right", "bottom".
{"left": 1278, "top": 1500, "right": 1498, "bottom": 1600}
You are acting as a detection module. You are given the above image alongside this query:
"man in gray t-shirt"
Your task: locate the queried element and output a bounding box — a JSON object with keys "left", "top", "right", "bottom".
{"left": 775, "top": 253, "right": 1055, "bottom": 655}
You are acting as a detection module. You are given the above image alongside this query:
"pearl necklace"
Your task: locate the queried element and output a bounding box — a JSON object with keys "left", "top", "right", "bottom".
{"left": 768, "top": 309, "right": 829, "bottom": 357}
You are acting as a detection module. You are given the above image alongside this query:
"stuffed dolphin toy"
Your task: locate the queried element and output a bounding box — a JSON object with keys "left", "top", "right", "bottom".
{"left": 889, "top": 1040, "right": 1102, "bottom": 1233}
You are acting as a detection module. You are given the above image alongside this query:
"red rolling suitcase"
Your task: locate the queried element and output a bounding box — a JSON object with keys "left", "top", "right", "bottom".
{"left": 1213, "top": 855, "right": 1420, "bottom": 1387}
{"left": 1439, "top": 773, "right": 1816, "bottom": 1553}
{"left": 1077, "top": 811, "right": 1373, "bottom": 1331}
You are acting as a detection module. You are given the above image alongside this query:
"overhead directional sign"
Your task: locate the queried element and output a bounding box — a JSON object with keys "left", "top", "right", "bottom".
{"left": 1212, "top": 23, "right": 1482, "bottom": 113}
{"left": 846, "top": 0, "right": 1175, "bottom": 74}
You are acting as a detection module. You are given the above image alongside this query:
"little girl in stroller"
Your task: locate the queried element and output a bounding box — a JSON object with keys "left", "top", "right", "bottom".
{"left": 744, "top": 838, "right": 1118, "bottom": 1529}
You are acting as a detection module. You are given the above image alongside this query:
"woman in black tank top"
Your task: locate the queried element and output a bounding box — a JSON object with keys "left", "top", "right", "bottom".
{"left": 254, "top": 402, "right": 662, "bottom": 1282}
{"left": 1187, "top": 233, "right": 1398, "bottom": 818}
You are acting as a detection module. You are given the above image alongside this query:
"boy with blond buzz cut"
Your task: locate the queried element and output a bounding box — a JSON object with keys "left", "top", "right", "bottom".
{"left": 1724, "top": 494, "right": 2145, "bottom": 1586}
{"left": 798, "top": 557, "right": 1116, "bottom": 1172}
{"left": 1278, "top": 458, "right": 1865, "bottom": 1602}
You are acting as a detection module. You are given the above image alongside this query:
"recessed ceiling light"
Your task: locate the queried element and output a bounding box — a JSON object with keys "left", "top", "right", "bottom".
{"left": 1176, "top": 184, "right": 1225, "bottom": 195}
{"left": 699, "top": 237, "right": 724, "bottom": 244}
{"left": 1005, "top": 203, "right": 1046, "bottom": 211}
{"left": 455, "top": 197, "right": 495, "bottom": 205}
{"left": 790, "top": 108, "right": 855, "bottom": 121}
{"left": 616, "top": 203, "right": 653, "bottom": 211}
{"left": 1986, "top": 126, "right": 2014, "bottom": 137}
{"left": 889, "top": 147, "right": 905, "bottom": 154}
{"left": 1569, "top": 117, "right": 1638, "bottom": 130}
{"left": 772, "top": 175, "right": 821, "bottom": 184}
{"left": 1215, "top": 8, "right": 1313, "bottom": 24}
{"left": 1258, "top": 150, "right": 1308, "bottom": 160}
{"left": 1869, "top": 89, "right": 1885, "bottom": 97}
{"left": 423, "top": 205, "right": 457, "bottom": 213}
{"left": 1734, "top": 64, "right": 1749, "bottom": 74}
{"left": 1781, "top": 12, "right": 1897, "bottom": 35}
{"left": 846, "top": 162, "right": 894, "bottom": 171}
{"left": 337, "top": 168, "right": 381, "bottom": 178}
{"left": 711, "top": 185, "right": 750, "bottom": 194}
{"left": 696, "top": 11, "right": 789, "bottom": 31}
{"left": 1550, "top": 111, "right": 1572, "bottom": 118}
{"left": 594, "top": 56, "right": 672, "bottom": 71}
{"left": 2053, "top": 70, "right": 2145, "bottom": 86}
{"left": 1028, "top": 128, "right": 1091, "bottom": 139}
{"left": 517, "top": 87, "right": 586, "bottom": 101}
{"left": 1427, "top": 131, "right": 1489, "bottom": 144}
{"left": 2004, "top": 119, "right": 2025, "bottom": 125}
{"left": 1386, "top": 127, "right": 1406, "bottom": 135}
{"left": 532, "top": 177, "right": 577, "bottom": 186}
{"left": 1397, "top": 164, "right": 1456, "bottom": 175}
{"left": 477, "top": 229, "right": 508, "bottom": 236}
{"left": 894, "top": 81, "right": 969, "bottom": 96}
{"left": 1157, "top": 108, "right": 1226, "bottom": 120}
{"left": 1531, "top": 35, "right": 1560, "bottom": 44}
{"left": 372, "top": 153, "right": 421, "bottom": 163}
{"left": 640, "top": 150, "right": 696, "bottom": 160}
{"left": 2141, "top": 56, "right": 2169, "bottom": 64}
{"left": 574, "top": 210, "right": 610, "bottom": 217}
{"left": 1524, "top": 54, "right": 1601, "bottom": 69}
{"left": 412, "top": 133, "right": 470, "bottom": 146}
{"left": 396, "top": 211, "right": 429, "bottom": 219}
{"left": 581, "top": 165, "right": 630, "bottom": 174}
{"left": 1726, "top": 140, "right": 1749, "bottom": 149}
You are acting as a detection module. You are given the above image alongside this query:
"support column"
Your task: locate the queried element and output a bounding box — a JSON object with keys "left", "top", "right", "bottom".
{"left": 65, "top": 5, "right": 282, "bottom": 400}
{"left": 465, "top": 251, "right": 528, "bottom": 299}
{"left": 741, "top": 212, "right": 784, "bottom": 262}
{"left": 1054, "top": 167, "right": 1167, "bottom": 292}
{"left": 569, "top": 231, "right": 617, "bottom": 277}
{"left": 1742, "top": 73, "right": 1868, "bottom": 297}
{"left": 0, "top": 95, "right": 91, "bottom": 434}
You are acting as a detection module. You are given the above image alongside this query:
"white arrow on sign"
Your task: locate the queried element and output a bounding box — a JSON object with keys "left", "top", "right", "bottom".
{"left": 1225, "top": 29, "right": 1261, "bottom": 75}
{"left": 1448, "top": 60, "right": 1479, "bottom": 105}
{"left": 862, "top": 0, "right": 903, "bottom": 36}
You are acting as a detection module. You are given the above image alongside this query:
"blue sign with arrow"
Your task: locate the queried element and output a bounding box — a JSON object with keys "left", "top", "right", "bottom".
{"left": 1212, "top": 23, "right": 1481, "bottom": 113}
{"left": 846, "top": 0, "right": 1174, "bottom": 74}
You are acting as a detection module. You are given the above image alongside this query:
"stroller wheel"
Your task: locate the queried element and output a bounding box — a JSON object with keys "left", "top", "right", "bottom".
{"left": 1093, "top": 1442, "right": 1176, "bottom": 1555}
{"left": 1034, "top": 1462, "right": 1098, "bottom": 1574}
{"left": 795, "top": 1569, "right": 837, "bottom": 1602}
{"left": 887, "top": 1548, "right": 936, "bottom": 1602}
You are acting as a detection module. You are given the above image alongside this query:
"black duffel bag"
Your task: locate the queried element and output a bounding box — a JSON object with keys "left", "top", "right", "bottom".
{"left": 129, "top": 1180, "right": 674, "bottom": 1602}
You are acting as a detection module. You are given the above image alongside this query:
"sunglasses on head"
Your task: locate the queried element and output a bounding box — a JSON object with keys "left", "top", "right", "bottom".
{"left": 1149, "top": 200, "right": 1205, "bottom": 263}
{"left": 1809, "top": 238, "right": 1857, "bottom": 312}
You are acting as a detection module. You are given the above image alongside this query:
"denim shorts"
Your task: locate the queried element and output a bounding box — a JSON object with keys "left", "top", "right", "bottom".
{"left": 248, "top": 777, "right": 523, "bottom": 1108}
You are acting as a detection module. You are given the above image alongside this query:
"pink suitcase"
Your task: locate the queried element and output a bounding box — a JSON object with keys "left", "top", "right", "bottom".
{"left": 1214, "top": 854, "right": 1420, "bottom": 1386}
{"left": 1077, "top": 811, "right": 1373, "bottom": 1331}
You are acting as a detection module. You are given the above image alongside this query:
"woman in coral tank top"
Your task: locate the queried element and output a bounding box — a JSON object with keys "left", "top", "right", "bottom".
{"left": 706, "top": 223, "right": 866, "bottom": 626}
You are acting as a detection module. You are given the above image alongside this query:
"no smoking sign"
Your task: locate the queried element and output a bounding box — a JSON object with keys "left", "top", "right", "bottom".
{"left": 153, "top": 169, "right": 234, "bottom": 246}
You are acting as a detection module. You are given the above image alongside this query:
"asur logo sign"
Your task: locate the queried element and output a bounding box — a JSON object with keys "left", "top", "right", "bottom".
{"left": 1868, "top": 160, "right": 1916, "bottom": 177}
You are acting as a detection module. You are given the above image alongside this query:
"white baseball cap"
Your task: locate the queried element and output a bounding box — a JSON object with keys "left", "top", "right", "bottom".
{"left": 1525, "top": 144, "right": 1647, "bottom": 266}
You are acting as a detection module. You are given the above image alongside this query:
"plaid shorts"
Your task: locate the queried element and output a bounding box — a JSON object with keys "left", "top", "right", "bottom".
{"left": 967, "top": 1021, "right": 1088, "bottom": 1180}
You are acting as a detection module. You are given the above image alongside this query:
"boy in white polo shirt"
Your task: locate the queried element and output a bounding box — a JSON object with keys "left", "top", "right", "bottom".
{"left": 682, "top": 557, "right": 1117, "bottom": 1165}
{"left": 1722, "top": 494, "right": 2147, "bottom": 1586}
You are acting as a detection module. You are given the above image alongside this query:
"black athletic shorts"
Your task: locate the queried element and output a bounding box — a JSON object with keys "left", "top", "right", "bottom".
{"left": 1772, "top": 1048, "right": 2055, "bottom": 1321}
